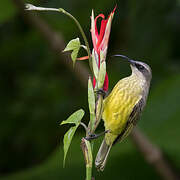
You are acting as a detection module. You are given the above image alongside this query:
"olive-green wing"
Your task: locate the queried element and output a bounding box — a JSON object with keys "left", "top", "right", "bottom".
{"left": 128, "top": 97, "right": 145, "bottom": 126}
{"left": 113, "top": 97, "right": 145, "bottom": 145}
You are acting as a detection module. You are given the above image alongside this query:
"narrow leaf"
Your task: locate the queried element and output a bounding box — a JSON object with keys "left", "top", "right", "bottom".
{"left": 63, "top": 126, "right": 78, "bottom": 167}
{"left": 61, "top": 109, "right": 85, "bottom": 126}
{"left": 88, "top": 77, "right": 96, "bottom": 131}
{"left": 71, "top": 48, "right": 79, "bottom": 66}
{"left": 61, "top": 109, "right": 85, "bottom": 167}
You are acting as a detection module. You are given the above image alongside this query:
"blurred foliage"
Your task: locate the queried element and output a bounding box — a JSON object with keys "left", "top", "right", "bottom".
{"left": 0, "top": 0, "right": 16, "bottom": 23}
{"left": 0, "top": 0, "right": 180, "bottom": 179}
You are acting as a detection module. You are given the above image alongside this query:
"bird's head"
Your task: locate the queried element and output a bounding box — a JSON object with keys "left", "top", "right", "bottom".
{"left": 113, "top": 55, "right": 152, "bottom": 83}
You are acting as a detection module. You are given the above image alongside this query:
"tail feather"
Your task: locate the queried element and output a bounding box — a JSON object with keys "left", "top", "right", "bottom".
{"left": 95, "top": 139, "right": 112, "bottom": 171}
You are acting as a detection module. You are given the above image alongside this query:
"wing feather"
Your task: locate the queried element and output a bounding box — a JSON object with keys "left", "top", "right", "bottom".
{"left": 113, "top": 97, "right": 145, "bottom": 145}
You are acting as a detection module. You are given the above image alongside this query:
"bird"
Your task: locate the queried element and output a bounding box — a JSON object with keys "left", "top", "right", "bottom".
{"left": 95, "top": 55, "right": 152, "bottom": 171}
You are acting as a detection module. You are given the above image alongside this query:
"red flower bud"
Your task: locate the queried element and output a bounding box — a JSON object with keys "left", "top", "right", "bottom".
{"left": 91, "top": 7, "right": 116, "bottom": 91}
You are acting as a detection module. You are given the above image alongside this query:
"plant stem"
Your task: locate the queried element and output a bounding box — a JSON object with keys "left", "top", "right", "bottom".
{"left": 26, "top": 4, "right": 95, "bottom": 179}
{"left": 91, "top": 93, "right": 104, "bottom": 134}
{"left": 86, "top": 166, "right": 92, "bottom": 180}
{"left": 58, "top": 9, "right": 93, "bottom": 73}
{"left": 81, "top": 138, "right": 93, "bottom": 180}
{"left": 25, "top": 4, "right": 93, "bottom": 74}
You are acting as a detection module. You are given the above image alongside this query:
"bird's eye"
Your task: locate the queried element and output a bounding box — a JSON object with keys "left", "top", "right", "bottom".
{"left": 135, "top": 64, "right": 145, "bottom": 71}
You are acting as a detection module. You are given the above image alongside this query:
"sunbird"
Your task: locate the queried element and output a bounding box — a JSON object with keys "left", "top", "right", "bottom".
{"left": 95, "top": 55, "right": 152, "bottom": 171}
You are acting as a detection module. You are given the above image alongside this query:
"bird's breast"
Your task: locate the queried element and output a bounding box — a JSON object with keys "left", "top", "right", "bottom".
{"left": 102, "top": 76, "right": 143, "bottom": 137}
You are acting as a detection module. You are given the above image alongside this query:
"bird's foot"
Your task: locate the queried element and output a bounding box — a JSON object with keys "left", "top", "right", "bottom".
{"left": 85, "top": 130, "right": 109, "bottom": 141}
{"left": 95, "top": 88, "right": 106, "bottom": 98}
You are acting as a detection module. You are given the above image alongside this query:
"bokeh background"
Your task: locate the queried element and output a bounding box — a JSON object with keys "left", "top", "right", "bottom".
{"left": 0, "top": 0, "right": 180, "bottom": 179}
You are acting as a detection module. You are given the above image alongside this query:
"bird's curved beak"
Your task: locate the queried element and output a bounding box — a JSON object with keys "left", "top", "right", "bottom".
{"left": 113, "top": 54, "right": 135, "bottom": 66}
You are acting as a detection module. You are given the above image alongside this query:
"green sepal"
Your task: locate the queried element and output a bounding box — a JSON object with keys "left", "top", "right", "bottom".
{"left": 97, "top": 50, "right": 106, "bottom": 89}
{"left": 92, "top": 50, "right": 98, "bottom": 80}
{"left": 61, "top": 109, "right": 85, "bottom": 167}
{"left": 63, "top": 38, "right": 81, "bottom": 67}
{"left": 81, "top": 138, "right": 93, "bottom": 167}
{"left": 88, "top": 77, "right": 96, "bottom": 132}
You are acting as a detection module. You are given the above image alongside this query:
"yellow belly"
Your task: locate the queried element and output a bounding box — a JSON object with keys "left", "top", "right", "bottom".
{"left": 102, "top": 76, "right": 142, "bottom": 145}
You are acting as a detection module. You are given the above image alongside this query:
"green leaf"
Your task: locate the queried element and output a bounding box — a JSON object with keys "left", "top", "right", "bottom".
{"left": 63, "top": 126, "right": 78, "bottom": 167}
{"left": 63, "top": 38, "right": 81, "bottom": 66}
{"left": 61, "top": 109, "right": 84, "bottom": 126}
{"left": 63, "top": 38, "right": 80, "bottom": 52}
{"left": 61, "top": 109, "right": 85, "bottom": 167}
{"left": 71, "top": 48, "right": 79, "bottom": 65}
{"left": 88, "top": 77, "right": 96, "bottom": 131}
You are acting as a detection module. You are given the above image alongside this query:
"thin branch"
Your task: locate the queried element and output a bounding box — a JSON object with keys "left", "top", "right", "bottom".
{"left": 25, "top": 3, "right": 59, "bottom": 12}
{"left": 12, "top": 0, "right": 179, "bottom": 179}
{"left": 80, "top": 122, "right": 89, "bottom": 132}
{"left": 12, "top": 0, "right": 89, "bottom": 87}
{"left": 25, "top": 3, "right": 93, "bottom": 75}
{"left": 81, "top": 138, "right": 93, "bottom": 180}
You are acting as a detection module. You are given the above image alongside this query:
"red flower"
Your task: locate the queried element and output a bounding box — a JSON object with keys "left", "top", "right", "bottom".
{"left": 91, "top": 7, "right": 116, "bottom": 92}
{"left": 77, "top": 7, "right": 116, "bottom": 92}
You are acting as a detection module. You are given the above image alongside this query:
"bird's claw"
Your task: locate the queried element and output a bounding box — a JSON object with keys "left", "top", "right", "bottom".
{"left": 95, "top": 88, "right": 106, "bottom": 97}
{"left": 85, "top": 130, "right": 109, "bottom": 141}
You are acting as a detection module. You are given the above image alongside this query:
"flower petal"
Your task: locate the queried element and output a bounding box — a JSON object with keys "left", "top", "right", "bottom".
{"left": 99, "top": 8, "right": 115, "bottom": 52}
{"left": 91, "top": 10, "right": 98, "bottom": 52}
{"left": 96, "top": 19, "right": 108, "bottom": 51}
{"left": 93, "top": 76, "right": 96, "bottom": 89}
{"left": 92, "top": 73, "right": 109, "bottom": 92}
{"left": 94, "top": 14, "right": 105, "bottom": 38}
{"left": 77, "top": 56, "right": 89, "bottom": 60}
{"left": 103, "top": 73, "right": 109, "bottom": 91}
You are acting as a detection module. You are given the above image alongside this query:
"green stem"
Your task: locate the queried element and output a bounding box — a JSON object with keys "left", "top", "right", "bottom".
{"left": 25, "top": 4, "right": 97, "bottom": 180}
{"left": 59, "top": 9, "right": 93, "bottom": 180}
{"left": 81, "top": 138, "right": 93, "bottom": 180}
{"left": 86, "top": 166, "right": 92, "bottom": 180}
{"left": 25, "top": 4, "right": 93, "bottom": 74}
{"left": 92, "top": 93, "right": 104, "bottom": 133}
{"left": 58, "top": 8, "right": 93, "bottom": 74}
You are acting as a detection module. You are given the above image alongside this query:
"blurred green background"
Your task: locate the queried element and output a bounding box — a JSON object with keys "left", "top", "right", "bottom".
{"left": 0, "top": 0, "right": 180, "bottom": 179}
